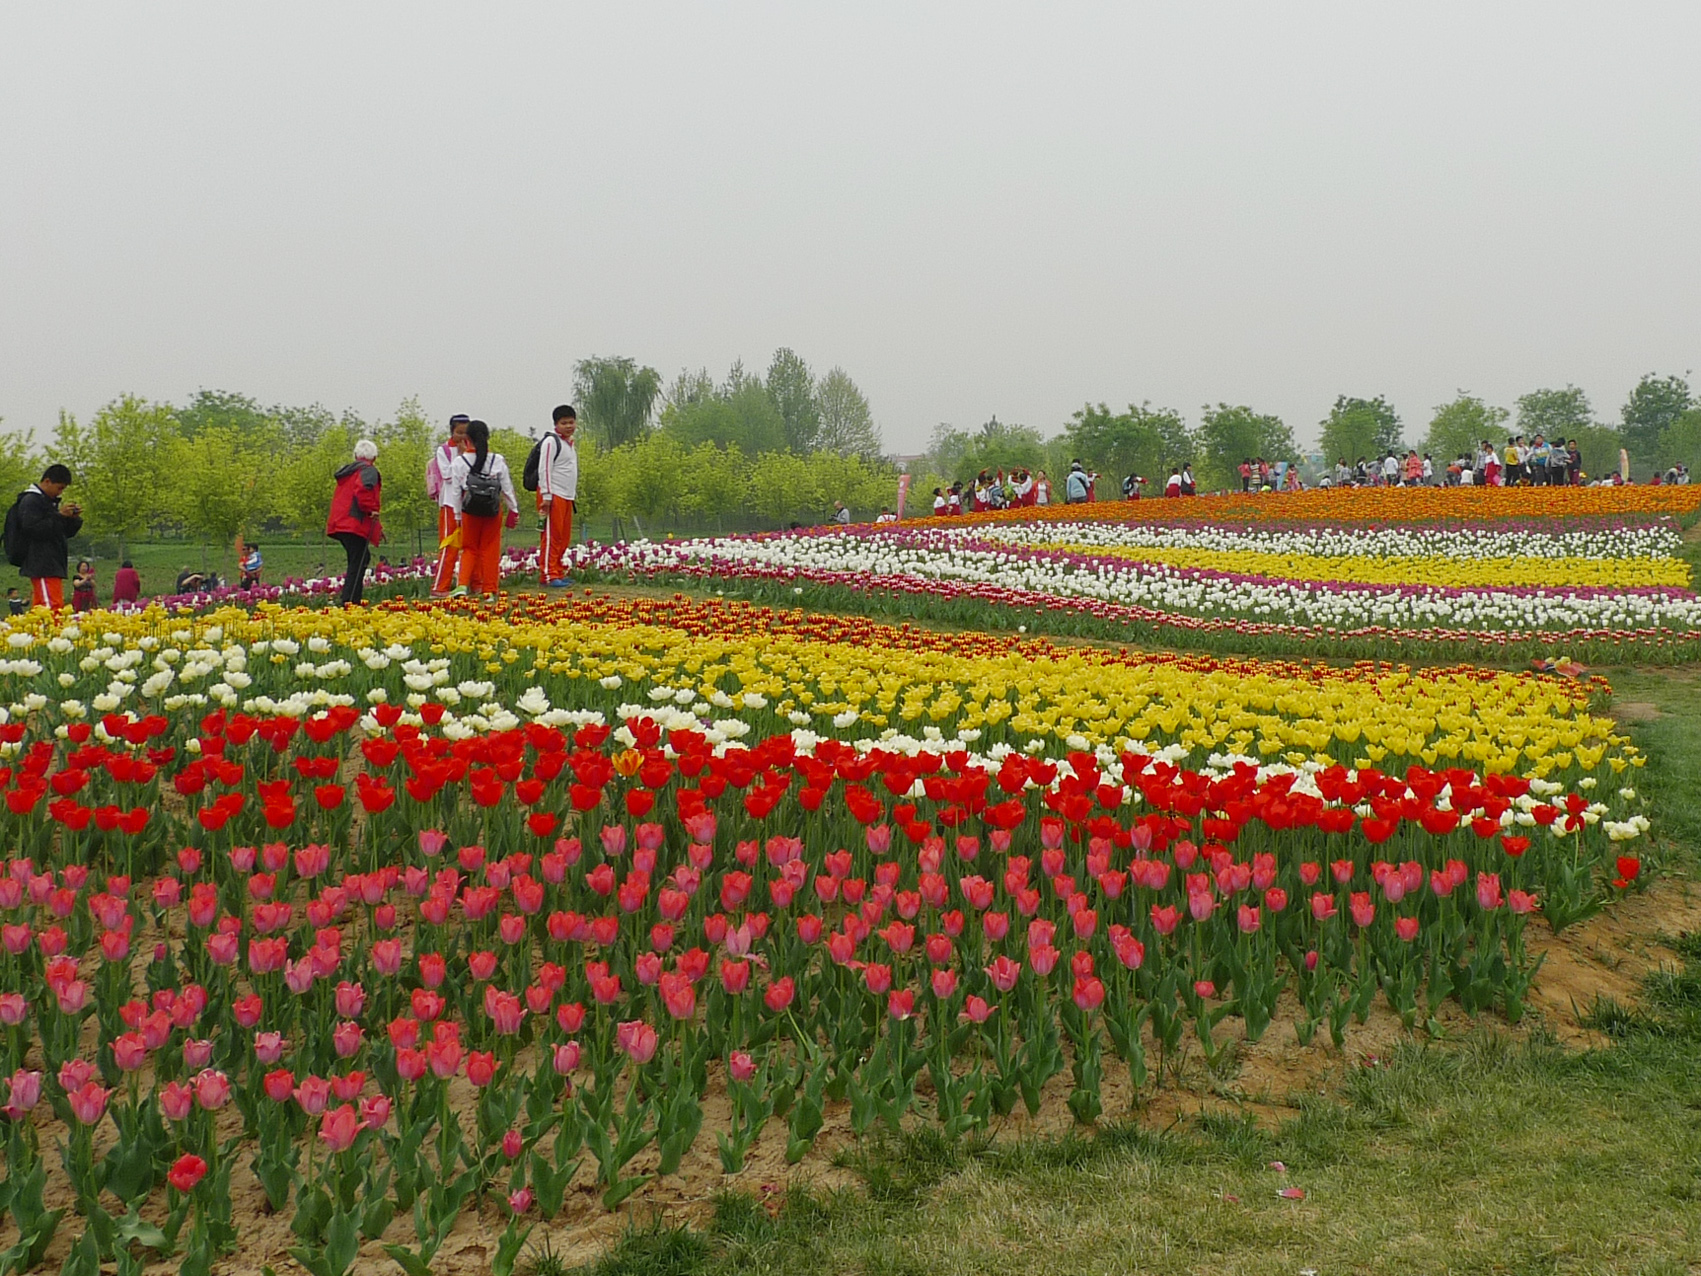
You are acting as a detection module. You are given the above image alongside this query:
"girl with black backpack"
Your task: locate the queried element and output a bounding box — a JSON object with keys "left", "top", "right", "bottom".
{"left": 450, "top": 420, "right": 520, "bottom": 597}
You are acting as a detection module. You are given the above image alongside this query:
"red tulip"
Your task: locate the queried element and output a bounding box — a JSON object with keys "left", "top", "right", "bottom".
{"left": 467, "top": 1051, "right": 497, "bottom": 1087}
{"left": 168, "top": 1153, "right": 208, "bottom": 1193}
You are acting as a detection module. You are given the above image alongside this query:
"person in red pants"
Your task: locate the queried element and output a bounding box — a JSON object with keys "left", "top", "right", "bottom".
{"left": 537, "top": 405, "right": 578, "bottom": 586}
{"left": 427, "top": 414, "right": 470, "bottom": 595}
{"left": 449, "top": 420, "right": 520, "bottom": 597}
{"left": 4, "top": 464, "right": 82, "bottom": 611}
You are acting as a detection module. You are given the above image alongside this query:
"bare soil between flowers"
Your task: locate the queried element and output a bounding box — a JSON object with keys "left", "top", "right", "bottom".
{"left": 6, "top": 873, "right": 1695, "bottom": 1276}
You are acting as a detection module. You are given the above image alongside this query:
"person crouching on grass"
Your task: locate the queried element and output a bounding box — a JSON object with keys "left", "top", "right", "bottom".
{"left": 537, "top": 405, "right": 578, "bottom": 587}
{"left": 451, "top": 419, "right": 520, "bottom": 598}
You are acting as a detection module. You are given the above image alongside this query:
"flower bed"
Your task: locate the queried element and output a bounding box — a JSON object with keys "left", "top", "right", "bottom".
{"left": 558, "top": 486, "right": 1701, "bottom": 662}
{"left": 0, "top": 595, "right": 1652, "bottom": 1269}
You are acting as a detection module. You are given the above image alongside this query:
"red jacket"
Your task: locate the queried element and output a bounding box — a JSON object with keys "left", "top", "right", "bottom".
{"left": 111, "top": 565, "right": 141, "bottom": 603}
{"left": 326, "top": 461, "right": 383, "bottom": 544}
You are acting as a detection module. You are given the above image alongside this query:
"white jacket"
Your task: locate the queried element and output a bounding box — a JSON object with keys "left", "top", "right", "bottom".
{"left": 451, "top": 451, "right": 520, "bottom": 515}
{"left": 538, "top": 431, "right": 578, "bottom": 501}
{"left": 430, "top": 441, "right": 465, "bottom": 510}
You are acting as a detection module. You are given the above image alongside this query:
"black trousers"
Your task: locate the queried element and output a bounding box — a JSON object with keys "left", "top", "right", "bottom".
{"left": 333, "top": 533, "right": 371, "bottom": 605}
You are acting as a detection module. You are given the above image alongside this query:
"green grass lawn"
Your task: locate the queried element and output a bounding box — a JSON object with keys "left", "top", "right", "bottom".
{"left": 559, "top": 671, "right": 1701, "bottom": 1276}
{"left": 57, "top": 533, "right": 537, "bottom": 600}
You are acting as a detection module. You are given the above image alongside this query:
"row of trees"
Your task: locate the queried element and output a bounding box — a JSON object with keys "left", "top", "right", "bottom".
{"left": 3, "top": 369, "right": 1694, "bottom": 554}
{"left": 575, "top": 349, "right": 880, "bottom": 460}
{"left": 922, "top": 374, "right": 1700, "bottom": 494}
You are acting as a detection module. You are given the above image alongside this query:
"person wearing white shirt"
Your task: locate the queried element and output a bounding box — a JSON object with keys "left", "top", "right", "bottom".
{"left": 450, "top": 420, "right": 520, "bottom": 597}
{"left": 537, "top": 406, "right": 579, "bottom": 586}
{"left": 427, "top": 414, "right": 470, "bottom": 596}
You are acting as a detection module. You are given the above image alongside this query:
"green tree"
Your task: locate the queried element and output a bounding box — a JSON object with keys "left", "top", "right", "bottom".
{"left": 1318, "top": 395, "right": 1403, "bottom": 466}
{"left": 662, "top": 399, "right": 747, "bottom": 450}
{"left": 1064, "top": 402, "right": 1192, "bottom": 487}
{"left": 372, "top": 397, "right": 437, "bottom": 550}
{"left": 53, "top": 395, "right": 181, "bottom": 554}
{"left": 677, "top": 443, "right": 751, "bottom": 525}
{"left": 1656, "top": 408, "right": 1701, "bottom": 475}
{"left": 1516, "top": 386, "right": 1597, "bottom": 442}
{"left": 574, "top": 356, "right": 663, "bottom": 448}
{"left": 611, "top": 435, "right": 689, "bottom": 525}
{"left": 927, "top": 418, "right": 1050, "bottom": 481}
{"left": 1195, "top": 404, "right": 1295, "bottom": 492}
{"left": 276, "top": 426, "right": 356, "bottom": 536}
{"left": 767, "top": 349, "right": 821, "bottom": 454}
{"left": 169, "top": 426, "right": 272, "bottom": 552}
{"left": 749, "top": 451, "right": 820, "bottom": 525}
{"left": 0, "top": 427, "right": 39, "bottom": 504}
{"left": 815, "top": 368, "right": 881, "bottom": 460}
{"left": 1621, "top": 373, "right": 1693, "bottom": 463}
{"left": 1422, "top": 393, "right": 1510, "bottom": 464}
{"left": 176, "top": 389, "right": 272, "bottom": 440}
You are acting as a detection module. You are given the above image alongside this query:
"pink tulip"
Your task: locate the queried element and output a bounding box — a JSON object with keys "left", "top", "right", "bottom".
{"left": 113, "top": 1032, "right": 149, "bottom": 1072}
{"left": 319, "top": 1103, "right": 361, "bottom": 1152}
{"left": 4, "top": 1069, "right": 42, "bottom": 1115}
{"left": 615, "top": 1019, "right": 659, "bottom": 1065}
{"left": 294, "top": 1075, "right": 331, "bottom": 1115}
{"left": 553, "top": 1042, "right": 581, "bottom": 1075}
{"left": 985, "top": 955, "right": 1022, "bottom": 993}
{"left": 333, "top": 1021, "right": 364, "bottom": 1058}
{"left": 194, "top": 1069, "right": 232, "bottom": 1110}
{"left": 728, "top": 1051, "right": 757, "bottom": 1083}
{"left": 960, "top": 995, "right": 996, "bottom": 1024}
{"left": 183, "top": 1038, "right": 214, "bottom": 1069}
{"left": 418, "top": 829, "right": 448, "bottom": 858}
{"left": 67, "top": 1080, "right": 111, "bottom": 1125}
{"left": 358, "top": 1093, "right": 391, "bottom": 1131}
{"left": 158, "top": 1079, "right": 194, "bottom": 1121}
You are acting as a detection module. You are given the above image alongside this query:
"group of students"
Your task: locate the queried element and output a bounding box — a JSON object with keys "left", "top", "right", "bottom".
{"left": 929, "top": 460, "right": 1120, "bottom": 514}
{"left": 1440, "top": 436, "right": 1585, "bottom": 487}
{"left": 324, "top": 405, "right": 581, "bottom": 605}
{"left": 423, "top": 406, "right": 579, "bottom": 598}
{"left": 931, "top": 466, "right": 1051, "bottom": 515}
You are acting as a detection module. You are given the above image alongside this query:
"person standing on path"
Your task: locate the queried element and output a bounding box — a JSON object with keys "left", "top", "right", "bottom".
{"left": 452, "top": 419, "right": 520, "bottom": 597}
{"left": 5, "top": 464, "right": 83, "bottom": 611}
{"left": 428, "top": 414, "right": 471, "bottom": 596}
{"left": 326, "top": 440, "right": 383, "bottom": 606}
{"left": 537, "top": 405, "right": 579, "bottom": 586}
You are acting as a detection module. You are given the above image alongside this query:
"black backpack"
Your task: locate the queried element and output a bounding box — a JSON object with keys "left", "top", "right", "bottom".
{"left": 460, "top": 457, "right": 504, "bottom": 518}
{"left": 2, "top": 495, "right": 26, "bottom": 569}
{"left": 521, "top": 436, "right": 546, "bottom": 492}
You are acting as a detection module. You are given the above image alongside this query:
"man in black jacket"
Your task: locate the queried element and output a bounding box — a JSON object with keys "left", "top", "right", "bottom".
{"left": 11, "top": 465, "right": 83, "bottom": 611}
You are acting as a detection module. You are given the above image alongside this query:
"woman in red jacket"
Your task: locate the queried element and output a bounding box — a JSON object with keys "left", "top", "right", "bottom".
{"left": 325, "top": 440, "right": 383, "bottom": 605}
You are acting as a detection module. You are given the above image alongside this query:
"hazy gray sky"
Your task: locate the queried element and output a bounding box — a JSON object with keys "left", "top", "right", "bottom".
{"left": 3, "top": 3, "right": 1698, "bottom": 454}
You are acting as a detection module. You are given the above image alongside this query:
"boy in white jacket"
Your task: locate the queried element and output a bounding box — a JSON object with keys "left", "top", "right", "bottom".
{"left": 427, "top": 414, "right": 470, "bottom": 595}
{"left": 538, "top": 405, "right": 579, "bottom": 585}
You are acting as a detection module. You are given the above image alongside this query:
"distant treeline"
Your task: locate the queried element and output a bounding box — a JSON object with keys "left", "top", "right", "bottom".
{"left": 2, "top": 363, "right": 1696, "bottom": 547}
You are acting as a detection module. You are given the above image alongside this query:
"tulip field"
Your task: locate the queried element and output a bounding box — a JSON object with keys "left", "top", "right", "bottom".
{"left": 0, "top": 483, "right": 1687, "bottom": 1273}
{"left": 566, "top": 485, "right": 1701, "bottom": 664}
